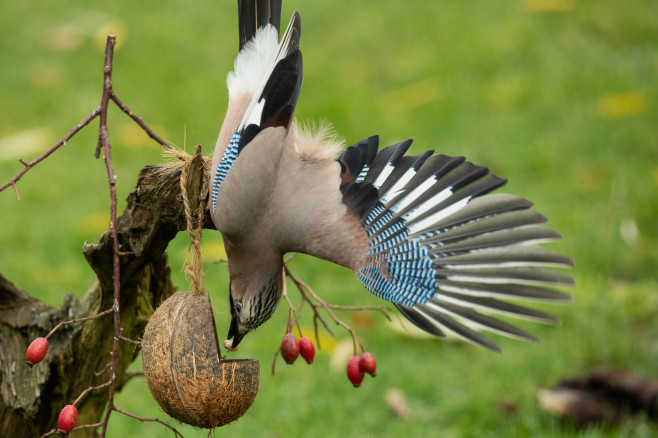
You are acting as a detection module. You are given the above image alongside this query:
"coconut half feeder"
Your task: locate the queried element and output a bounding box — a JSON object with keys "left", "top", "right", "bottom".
{"left": 142, "top": 146, "right": 258, "bottom": 427}
{"left": 142, "top": 290, "right": 259, "bottom": 428}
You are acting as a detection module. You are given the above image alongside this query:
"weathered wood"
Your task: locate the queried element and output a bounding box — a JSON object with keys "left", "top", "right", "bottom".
{"left": 0, "top": 158, "right": 212, "bottom": 436}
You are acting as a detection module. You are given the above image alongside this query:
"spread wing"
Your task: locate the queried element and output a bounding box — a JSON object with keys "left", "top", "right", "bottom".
{"left": 293, "top": 135, "right": 574, "bottom": 352}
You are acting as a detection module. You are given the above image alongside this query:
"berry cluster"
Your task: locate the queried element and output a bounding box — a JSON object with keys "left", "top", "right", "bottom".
{"left": 280, "top": 333, "right": 315, "bottom": 364}
{"left": 347, "top": 352, "right": 377, "bottom": 387}
{"left": 278, "top": 333, "right": 378, "bottom": 387}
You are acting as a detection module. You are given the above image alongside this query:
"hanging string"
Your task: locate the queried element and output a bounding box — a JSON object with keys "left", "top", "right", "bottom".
{"left": 179, "top": 145, "right": 208, "bottom": 296}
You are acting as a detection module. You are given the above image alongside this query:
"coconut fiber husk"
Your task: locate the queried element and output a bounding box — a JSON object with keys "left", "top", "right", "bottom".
{"left": 142, "top": 291, "right": 259, "bottom": 428}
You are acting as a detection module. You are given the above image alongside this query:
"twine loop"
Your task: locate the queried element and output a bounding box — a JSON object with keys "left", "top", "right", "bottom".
{"left": 179, "top": 144, "right": 209, "bottom": 296}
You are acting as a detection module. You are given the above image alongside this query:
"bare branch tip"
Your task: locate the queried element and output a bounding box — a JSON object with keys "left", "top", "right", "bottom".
{"left": 11, "top": 182, "right": 21, "bottom": 200}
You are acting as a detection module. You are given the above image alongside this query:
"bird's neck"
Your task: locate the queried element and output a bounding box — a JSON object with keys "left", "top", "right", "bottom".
{"left": 226, "top": 240, "right": 284, "bottom": 302}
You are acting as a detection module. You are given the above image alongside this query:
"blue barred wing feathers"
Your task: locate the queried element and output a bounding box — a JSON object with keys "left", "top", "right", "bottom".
{"left": 338, "top": 138, "right": 574, "bottom": 352}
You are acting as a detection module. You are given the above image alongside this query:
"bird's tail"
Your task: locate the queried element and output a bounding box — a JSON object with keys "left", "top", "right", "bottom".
{"left": 238, "top": 0, "right": 282, "bottom": 50}
{"left": 339, "top": 138, "right": 574, "bottom": 352}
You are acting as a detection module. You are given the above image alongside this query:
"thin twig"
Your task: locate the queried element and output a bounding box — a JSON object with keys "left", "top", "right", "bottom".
{"left": 95, "top": 361, "right": 112, "bottom": 377}
{"left": 113, "top": 406, "right": 184, "bottom": 438}
{"left": 44, "top": 307, "right": 114, "bottom": 340}
{"left": 110, "top": 93, "right": 176, "bottom": 151}
{"left": 117, "top": 335, "right": 141, "bottom": 345}
{"left": 40, "top": 422, "right": 106, "bottom": 437}
{"left": 283, "top": 262, "right": 391, "bottom": 356}
{"left": 72, "top": 423, "right": 104, "bottom": 431}
{"left": 121, "top": 370, "right": 144, "bottom": 385}
{"left": 8, "top": 33, "right": 191, "bottom": 437}
{"left": 72, "top": 381, "right": 113, "bottom": 406}
{"left": 0, "top": 108, "right": 101, "bottom": 198}
{"left": 97, "top": 35, "right": 121, "bottom": 438}
{"left": 281, "top": 286, "right": 302, "bottom": 336}
{"left": 271, "top": 350, "right": 280, "bottom": 377}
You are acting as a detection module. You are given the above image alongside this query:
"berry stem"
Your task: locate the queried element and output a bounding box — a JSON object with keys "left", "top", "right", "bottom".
{"left": 281, "top": 280, "right": 303, "bottom": 336}
{"left": 72, "top": 381, "right": 113, "bottom": 407}
{"left": 283, "top": 262, "right": 388, "bottom": 356}
{"left": 113, "top": 407, "right": 184, "bottom": 438}
{"left": 44, "top": 307, "right": 114, "bottom": 340}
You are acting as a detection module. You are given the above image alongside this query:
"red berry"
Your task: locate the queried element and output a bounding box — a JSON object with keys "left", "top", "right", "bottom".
{"left": 347, "top": 355, "right": 364, "bottom": 387}
{"left": 359, "top": 352, "right": 377, "bottom": 377}
{"left": 58, "top": 404, "right": 78, "bottom": 433}
{"left": 26, "top": 337, "right": 49, "bottom": 366}
{"left": 298, "top": 337, "right": 315, "bottom": 364}
{"left": 280, "top": 333, "right": 299, "bottom": 364}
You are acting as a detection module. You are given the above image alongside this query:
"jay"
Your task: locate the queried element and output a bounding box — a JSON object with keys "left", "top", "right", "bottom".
{"left": 210, "top": 0, "right": 574, "bottom": 352}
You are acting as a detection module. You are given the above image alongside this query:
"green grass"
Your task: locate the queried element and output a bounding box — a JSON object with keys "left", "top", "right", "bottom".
{"left": 1, "top": 0, "right": 657, "bottom": 436}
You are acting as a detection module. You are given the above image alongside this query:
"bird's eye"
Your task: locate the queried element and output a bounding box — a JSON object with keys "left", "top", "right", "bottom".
{"left": 235, "top": 301, "right": 243, "bottom": 314}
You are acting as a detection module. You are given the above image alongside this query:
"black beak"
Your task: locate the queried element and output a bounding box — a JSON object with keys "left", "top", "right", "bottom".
{"left": 227, "top": 285, "right": 246, "bottom": 349}
{"left": 227, "top": 313, "right": 244, "bottom": 349}
{"left": 227, "top": 312, "right": 238, "bottom": 339}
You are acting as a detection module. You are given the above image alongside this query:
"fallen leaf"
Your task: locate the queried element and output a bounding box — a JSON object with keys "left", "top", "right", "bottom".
{"left": 94, "top": 20, "right": 128, "bottom": 50}
{"left": 619, "top": 217, "right": 640, "bottom": 248}
{"left": 329, "top": 339, "right": 354, "bottom": 374}
{"left": 0, "top": 127, "right": 54, "bottom": 163}
{"left": 386, "top": 388, "right": 412, "bottom": 421}
{"left": 350, "top": 312, "right": 376, "bottom": 329}
{"left": 200, "top": 240, "right": 227, "bottom": 262}
{"left": 118, "top": 122, "right": 164, "bottom": 149}
{"left": 43, "top": 24, "right": 84, "bottom": 52}
{"left": 298, "top": 326, "right": 336, "bottom": 353}
{"left": 382, "top": 77, "right": 441, "bottom": 115}
{"left": 77, "top": 212, "right": 109, "bottom": 236}
{"left": 598, "top": 91, "right": 649, "bottom": 119}
{"left": 496, "top": 399, "right": 519, "bottom": 415}
{"left": 28, "top": 63, "right": 66, "bottom": 89}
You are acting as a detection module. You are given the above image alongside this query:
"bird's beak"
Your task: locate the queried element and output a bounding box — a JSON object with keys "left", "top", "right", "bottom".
{"left": 227, "top": 313, "right": 244, "bottom": 349}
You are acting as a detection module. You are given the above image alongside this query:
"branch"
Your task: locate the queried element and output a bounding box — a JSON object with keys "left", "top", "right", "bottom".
{"left": 113, "top": 407, "right": 184, "bottom": 438}
{"left": 1, "top": 35, "right": 177, "bottom": 200}
{"left": 110, "top": 93, "right": 175, "bottom": 151}
{"left": 44, "top": 307, "right": 114, "bottom": 340}
{"left": 0, "top": 34, "right": 193, "bottom": 436}
{"left": 0, "top": 26, "right": 373, "bottom": 436}
{"left": 280, "top": 260, "right": 391, "bottom": 360}
{"left": 0, "top": 108, "right": 101, "bottom": 199}
{"left": 96, "top": 34, "right": 122, "bottom": 438}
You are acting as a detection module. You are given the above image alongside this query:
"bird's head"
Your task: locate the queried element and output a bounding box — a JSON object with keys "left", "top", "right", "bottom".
{"left": 226, "top": 272, "right": 282, "bottom": 349}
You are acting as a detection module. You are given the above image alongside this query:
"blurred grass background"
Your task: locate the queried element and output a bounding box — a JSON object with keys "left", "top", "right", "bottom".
{"left": 1, "top": 0, "right": 657, "bottom": 436}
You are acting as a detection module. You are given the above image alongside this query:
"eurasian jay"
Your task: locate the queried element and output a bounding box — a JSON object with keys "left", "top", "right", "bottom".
{"left": 210, "top": 0, "right": 574, "bottom": 352}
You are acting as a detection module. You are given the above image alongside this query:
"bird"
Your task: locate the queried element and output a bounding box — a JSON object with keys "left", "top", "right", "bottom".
{"left": 210, "top": 0, "right": 574, "bottom": 353}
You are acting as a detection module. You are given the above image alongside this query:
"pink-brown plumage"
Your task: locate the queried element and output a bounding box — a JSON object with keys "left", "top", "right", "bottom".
{"left": 211, "top": 1, "right": 573, "bottom": 352}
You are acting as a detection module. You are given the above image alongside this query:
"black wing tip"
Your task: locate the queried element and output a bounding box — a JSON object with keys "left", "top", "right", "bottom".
{"left": 565, "top": 257, "right": 576, "bottom": 269}
{"left": 393, "top": 138, "right": 414, "bottom": 158}
{"left": 286, "top": 10, "right": 302, "bottom": 50}
{"left": 338, "top": 135, "right": 381, "bottom": 183}
{"left": 394, "top": 303, "right": 447, "bottom": 338}
{"left": 258, "top": 49, "right": 303, "bottom": 129}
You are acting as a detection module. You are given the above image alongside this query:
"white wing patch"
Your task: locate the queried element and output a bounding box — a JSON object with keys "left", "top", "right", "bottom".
{"left": 227, "top": 25, "right": 280, "bottom": 99}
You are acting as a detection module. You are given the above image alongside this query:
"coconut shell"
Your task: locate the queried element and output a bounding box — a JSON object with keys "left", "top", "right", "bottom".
{"left": 142, "top": 290, "right": 259, "bottom": 428}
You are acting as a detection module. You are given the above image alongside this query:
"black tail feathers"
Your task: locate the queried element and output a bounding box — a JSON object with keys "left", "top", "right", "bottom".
{"left": 238, "top": 0, "right": 283, "bottom": 50}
